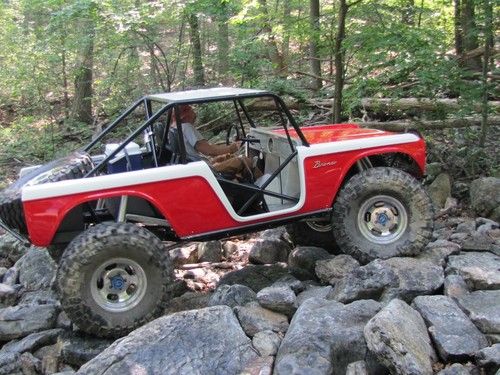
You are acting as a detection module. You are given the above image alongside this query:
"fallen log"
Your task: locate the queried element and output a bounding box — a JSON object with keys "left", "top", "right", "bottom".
{"left": 357, "top": 116, "right": 500, "bottom": 132}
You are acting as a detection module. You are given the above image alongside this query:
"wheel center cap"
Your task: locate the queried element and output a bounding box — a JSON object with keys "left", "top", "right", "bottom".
{"left": 110, "top": 275, "right": 125, "bottom": 290}
{"left": 378, "top": 213, "right": 389, "bottom": 225}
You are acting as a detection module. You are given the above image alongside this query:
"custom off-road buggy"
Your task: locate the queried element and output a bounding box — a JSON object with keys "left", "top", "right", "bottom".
{"left": 0, "top": 88, "right": 433, "bottom": 337}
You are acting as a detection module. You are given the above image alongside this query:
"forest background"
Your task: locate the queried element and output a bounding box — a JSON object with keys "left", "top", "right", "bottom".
{"left": 0, "top": 0, "right": 497, "bottom": 185}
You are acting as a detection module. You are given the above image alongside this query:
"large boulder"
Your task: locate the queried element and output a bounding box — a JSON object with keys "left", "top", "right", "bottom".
{"left": 446, "top": 252, "right": 500, "bottom": 290}
{"left": 412, "top": 295, "right": 488, "bottom": 361}
{"left": 329, "top": 258, "right": 443, "bottom": 304}
{"left": 249, "top": 237, "right": 291, "bottom": 265}
{"left": 364, "top": 299, "right": 437, "bottom": 375}
{"left": 288, "top": 246, "right": 332, "bottom": 279}
{"left": 315, "top": 255, "right": 360, "bottom": 284}
{"left": 58, "top": 331, "right": 113, "bottom": 367}
{"left": 456, "top": 290, "right": 500, "bottom": 335}
{"left": 208, "top": 284, "right": 256, "bottom": 308}
{"left": 14, "top": 248, "right": 56, "bottom": 292}
{"left": 428, "top": 173, "right": 452, "bottom": 208}
{"left": 274, "top": 298, "right": 383, "bottom": 375}
{"left": 0, "top": 304, "right": 58, "bottom": 341}
{"left": 0, "top": 234, "right": 26, "bottom": 267}
{"left": 256, "top": 285, "right": 297, "bottom": 317}
{"left": 218, "top": 263, "right": 290, "bottom": 292}
{"left": 234, "top": 302, "right": 289, "bottom": 337}
{"left": 79, "top": 305, "right": 270, "bottom": 375}
{"left": 470, "top": 177, "right": 500, "bottom": 221}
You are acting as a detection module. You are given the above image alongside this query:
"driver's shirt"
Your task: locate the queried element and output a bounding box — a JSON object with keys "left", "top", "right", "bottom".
{"left": 181, "top": 122, "right": 204, "bottom": 160}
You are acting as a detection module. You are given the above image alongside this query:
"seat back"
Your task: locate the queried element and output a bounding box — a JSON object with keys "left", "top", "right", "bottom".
{"left": 167, "top": 128, "right": 181, "bottom": 164}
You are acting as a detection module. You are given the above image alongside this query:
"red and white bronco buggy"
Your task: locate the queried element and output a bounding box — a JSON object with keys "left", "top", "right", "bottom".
{"left": 0, "top": 88, "right": 433, "bottom": 337}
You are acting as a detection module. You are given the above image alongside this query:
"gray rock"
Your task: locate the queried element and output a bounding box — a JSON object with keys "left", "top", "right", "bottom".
{"left": 2, "top": 328, "right": 62, "bottom": 355}
{"left": 235, "top": 302, "right": 289, "bottom": 337}
{"left": 249, "top": 237, "right": 290, "bottom": 265}
{"left": 221, "top": 240, "right": 239, "bottom": 258}
{"left": 461, "top": 233, "right": 500, "bottom": 255}
{"left": 364, "top": 299, "right": 437, "bottom": 375}
{"left": 446, "top": 252, "right": 500, "bottom": 290}
{"left": 425, "top": 162, "right": 442, "bottom": 183}
{"left": 58, "top": 331, "right": 113, "bottom": 367}
{"left": 470, "top": 177, "right": 500, "bottom": 219}
{"left": 346, "top": 361, "right": 368, "bottom": 375}
{"left": 456, "top": 290, "right": 500, "bottom": 334}
{"left": 257, "top": 286, "right": 297, "bottom": 317}
{"left": 418, "top": 240, "right": 461, "bottom": 266}
{"left": 208, "top": 284, "right": 257, "bottom": 308}
{"left": 455, "top": 220, "right": 477, "bottom": 234}
{"left": 288, "top": 246, "right": 332, "bottom": 279}
{"left": 436, "top": 363, "right": 471, "bottom": 375}
{"left": 0, "top": 350, "right": 19, "bottom": 375}
{"left": 444, "top": 275, "right": 469, "bottom": 298}
{"left": 272, "top": 274, "right": 305, "bottom": 294}
{"left": 18, "top": 289, "right": 59, "bottom": 306}
{"left": 485, "top": 334, "right": 500, "bottom": 345}
{"left": 164, "top": 291, "right": 210, "bottom": 315}
{"left": 475, "top": 343, "right": 500, "bottom": 370}
{"left": 2, "top": 266, "right": 18, "bottom": 286}
{"left": 296, "top": 286, "right": 332, "bottom": 306}
{"left": 19, "top": 352, "right": 41, "bottom": 375}
{"left": 329, "top": 257, "right": 443, "bottom": 304}
{"left": 0, "top": 234, "right": 27, "bottom": 266}
{"left": 412, "top": 295, "right": 488, "bottom": 361}
{"left": 428, "top": 173, "right": 452, "bottom": 208}
{"left": 0, "top": 283, "right": 19, "bottom": 307}
{"left": 218, "top": 263, "right": 290, "bottom": 292}
{"left": 14, "top": 247, "right": 56, "bottom": 291}
{"left": 0, "top": 267, "right": 7, "bottom": 280}
{"left": 79, "top": 305, "right": 267, "bottom": 375}
{"left": 35, "top": 344, "right": 60, "bottom": 374}
{"left": 252, "top": 330, "right": 282, "bottom": 357}
{"left": 315, "top": 255, "right": 360, "bottom": 284}
{"left": 275, "top": 298, "right": 382, "bottom": 375}
{"left": 197, "top": 241, "right": 222, "bottom": 263}
{"left": 0, "top": 304, "right": 58, "bottom": 340}
{"left": 169, "top": 244, "right": 198, "bottom": 267}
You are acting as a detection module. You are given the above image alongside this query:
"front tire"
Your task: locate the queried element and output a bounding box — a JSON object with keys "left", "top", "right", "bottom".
{"left": 331, "top": 167, "right": 433, "bottom": 264}
{"left": 56, "top": 223, "right": 174, "bottom": 338}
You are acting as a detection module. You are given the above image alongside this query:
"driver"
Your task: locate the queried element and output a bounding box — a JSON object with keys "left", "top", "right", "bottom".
{"left": 173, "top": 104, "right": 262, "bottom": 179}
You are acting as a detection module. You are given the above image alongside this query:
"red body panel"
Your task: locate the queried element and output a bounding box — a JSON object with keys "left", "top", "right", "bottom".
{"left": 23, "top": 133, "right": 426, "bottom": 247}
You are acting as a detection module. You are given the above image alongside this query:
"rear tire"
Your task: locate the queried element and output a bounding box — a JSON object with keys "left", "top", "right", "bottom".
{"left": 56, "top": 222, "right": 174, "bottom": 338}
{"left": 331, "top": 167, "right": 434, "bottom": 264}
{"left": 286, "top": 219, "right": 340, "bottom": 254}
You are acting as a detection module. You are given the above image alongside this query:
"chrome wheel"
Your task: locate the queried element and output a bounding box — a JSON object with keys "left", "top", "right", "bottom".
{"left": 357, "top": 195, "right": 408, "bottom": 244}
{"left": 90, "top": 257, "right": 147, "bottom": 312}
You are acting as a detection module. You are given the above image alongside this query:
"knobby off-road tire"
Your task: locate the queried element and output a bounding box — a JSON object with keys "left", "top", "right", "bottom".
{"left": 0, "top": 152, "right": 93, "bottom": 234}
{"left": 286, "top": 220, "right": 341, "bottom": 254}
{"left": 332, "top": 167, "right": 434, "bottom": 264}
{"left": 56, "top": 222, "right": 174, "bottom": 338}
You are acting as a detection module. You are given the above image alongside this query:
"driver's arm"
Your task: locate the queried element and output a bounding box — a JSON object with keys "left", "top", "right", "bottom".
{"left": 195, "top": 140, "right": 238, "bottom": 157}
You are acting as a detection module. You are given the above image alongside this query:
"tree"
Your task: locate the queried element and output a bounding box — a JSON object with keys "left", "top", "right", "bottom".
{"left": 188, "top": 12, "right": 206, "bottom": 86}
{"left": 257, "top": 0, "right": 286, "bottom": 76}
{"left": 309, "top": 0, "right": 322, "bottom": 91}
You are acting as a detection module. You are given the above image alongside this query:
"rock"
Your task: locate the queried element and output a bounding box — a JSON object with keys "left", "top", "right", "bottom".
{"left": 428, "top": 173, "right": 452, "bottom": 208}
{"left": 455, "top": 220, "right": 476, "bottom": 234}
{"left": 34, "top": 344, "right": 60, "bottom": 374}
{"left": 235, "top": 302, "right": 289, "bottom": 337}
{"left": 436, "top": 363, "right": 472, "bottom": 375}
{"left": 2, "top": 328, "right": 62, "bottom": 355}
{"left": 315, "top": 255, "right": 360, "bottom": 284}
{"left": 491, "top": 206, "right": 500, "bottom": 223}
{"left": 475, "top": 343, "right": 500, "bottom": 371}
{"left": 456, "top": 290, "right": 500, "bottom": 334}
{"left": 418, "top": 240, "right": 461, "bottom": 266}
{"left": 218, "top": 263, "right": 290, "bottom": 292}
{"left": 364, "top": 299, "right": 437, "bottom": 375}
{"left": 2, "top": 266, "right": 18, "bottom": 286}
{"left": 425, "top": 162, "right": 442, "bottom": 182}
{"left": 444, "top": 275, "right": 469, "bottom": 299}
{"left": 0, "top": 267, "right": 7, "bottom": 280}
{"left": 249, "top": 237, "right": 290, "bottom": 265}
{"left": 18, "top": 289, "right": 59, "bottom": 306}
{"left": 168, "top": 244, "right": 198, "bottom": 267}
{"left": 197, "top": 241, "right": 222, "bottom": 263}
{"left": 14, "top": 248, "right": 56, "bottom": 291}
{"left": 272, "top": 274, "right": 305, "bottom": 294}
{"left": 329, "top": 257, "right": 443, "bottom": 304}
{"left": 164, "top": 291, "right": 210, "bottom": 315}
{"left": 412, "top": 295, "right": 488, "bottom": 361}
{"left": 79, "top": 306, "right": 268, "bottom": 375}
{"left": 221, "top": 240, "right": 239, "bottom": 258}
{"left": 252, "top": 330, "right": 282, "bottom": 357}
{"left": 461, "top": 233, "right": 500, "bottom": 255}
{"left": 346, "top": 361, "right": 368, "bottom": 375}
{"left": 275, "top": 298, "right": 382, "bottom": 375}
{"left": 0, "top": 283, "right": 19, "bottom": 307}
{"left": 19, "top": 352, "right": 41, "bottom": 375}
{"left": 183, "top": 268, "right": 206, "bottom": 279}
{"left": 0, "top": 350, "right": 19, "bottom": 375}
{"left": 470, "top": 177, "right": 500, "bottom": 220}
{"left": 485, "top": 334, "right": 500, "bottom": 345}
{"left": 0, "top": 234, "right": 27, "bottom": 266}
{"left": 208, "top": 284, "right": 257, "bottom": 308}
{"left": 257, "top": 286, "right": 297, "bottom": 317}
{"left": 58, "top": 331, "right": 113, "bottom": 367}
{"left": 56, "top": 311, "right": 72, "bottom": 330}
{"left": 296, "top": 286, "right": 332, "bottom": 306}
{"left": 446, "top": 252, "right": 500, "bottom": 290}
{"left": 288, "top": 246, "right": 331, "bottom": 279}
{"left": 0, "top": 304, "right": 58, "bottom": 340}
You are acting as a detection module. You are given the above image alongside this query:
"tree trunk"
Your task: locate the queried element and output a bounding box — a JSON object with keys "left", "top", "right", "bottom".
{"left": 480, "top": 0, "right": 493, "bottom": 147}
{"left": 217, "top": 4, "right": 230, "bottom": 79}
{"left": 401, "top": 0, "right": 415, "bottom": 26}
{"left": 188, "top": 13, "right": 205, "bottom": 86}
{"left": 309, "top": 0, "right": 322, "bottom": 91}
{"left": 454, "top": 0, "right": 463, "bottom": 55}
{"left": 333, "top": 0, "right": 348, "bottom": 123}
{"left": 258, "top": 0, "right": 286, "bottom": 76}
{"left": 461, "top": 0, "right": 481, "bottom": 69}
{"left": 282, "top": 1, "right": 291, "bottom": 73}
{"left": 70, "top": 16, "right": 95, "bottom": 124}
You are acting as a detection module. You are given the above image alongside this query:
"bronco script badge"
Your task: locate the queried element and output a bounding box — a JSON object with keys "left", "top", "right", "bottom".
{"left": 313, "top": 160, "right": 337, "bottom": 168}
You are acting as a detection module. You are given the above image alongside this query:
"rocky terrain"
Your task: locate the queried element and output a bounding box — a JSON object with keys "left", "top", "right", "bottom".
{"left": 0, "top": 176, "right": 498, "bottom": 375}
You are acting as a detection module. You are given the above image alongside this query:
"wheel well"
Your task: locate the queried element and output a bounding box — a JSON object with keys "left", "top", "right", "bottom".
{"left": 51, "top": 196, "right": 176, "bottom": 246}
